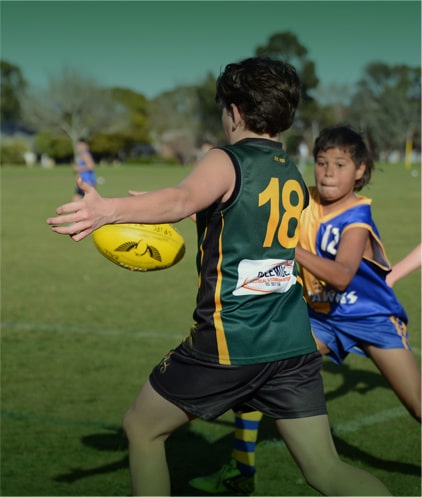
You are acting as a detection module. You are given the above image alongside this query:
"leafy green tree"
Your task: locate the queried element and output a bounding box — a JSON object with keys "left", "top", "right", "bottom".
{"left": 111, "top": 88, "right": 150, "bottom": 143}
{"left": 348, "top": 62, "right": 421, "bottom": 159}
{"left": 196, "top": 72, "right": 225, "bottom": 145}
{"left": 254, "top": 32, "right": 320, "bottom": 152}
{"left": 0, "top": 60, "right": 27, "bottom": 124}
{"left": 33, "top": 132, "right": 73, "bottom": 162}
{"left": 90, "top": 132, "right": 132, "bottom": 161}
{"left": 148, "top": 85, "right": 202, "bottom": 162}
{"left": 89, "top": 88, "right": 151, "bottom": 161}
{"left": 0, "top": 138, "right": 28, "bottom": 165}
{"left": 313, "top": 83, "right": 352, "bottom": 127}
{"left": 148, "top": 85, "right": 201, "bottom": 135}
{"left": 256, "top": 32, "right": 319, "bottom": 105}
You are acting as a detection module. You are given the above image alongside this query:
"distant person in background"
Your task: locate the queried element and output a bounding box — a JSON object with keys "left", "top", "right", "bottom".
{"left": 386, "top": 243, "right": 421, "bottom": 287}
{"left": 72, "top": 138, "right": 96, "bottom": 201}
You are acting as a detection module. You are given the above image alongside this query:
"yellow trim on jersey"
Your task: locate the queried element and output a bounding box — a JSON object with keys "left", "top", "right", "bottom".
{"left": 198, "top": 225, "right": 207, "bottom": 288}
{"left": 296, "top": 273, "right": 304, "bottom": 287}
{"left": 390, "top": 316, "right": 410, "bottom": 350}
{"left": 299, "top": 187, "right": 330, "bottom": 313}
{"left": 213, "top": 215, "right": 231, "bottom": 365}
{"left": 317, "top": 192, "right": 372, "bottom": 223}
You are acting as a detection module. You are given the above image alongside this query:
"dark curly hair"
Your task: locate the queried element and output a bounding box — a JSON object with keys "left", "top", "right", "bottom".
{"left": 313, "top": 124, "right": 374, "bottom": 191}
{"left": 215, "top": 57, "right": 301, "bottom": 135}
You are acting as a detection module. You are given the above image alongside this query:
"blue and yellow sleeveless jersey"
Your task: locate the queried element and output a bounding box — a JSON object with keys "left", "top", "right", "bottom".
{"left": 78, "top": 154, "right": 96, "bottom": 185}
{"left": 299, "top": 187, "right": 407, "bottom": 322}
{"left": 183, "top": 138, "right": 318, "bottom": 366}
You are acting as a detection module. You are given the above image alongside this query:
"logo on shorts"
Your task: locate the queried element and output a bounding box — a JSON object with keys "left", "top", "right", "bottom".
{"left": 159, "top": 351, "right": 174, "bottom": 373}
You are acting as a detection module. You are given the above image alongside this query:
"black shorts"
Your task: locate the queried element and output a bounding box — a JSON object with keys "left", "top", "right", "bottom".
{"left": 149, "top": 345, "right": 327, "bottom": 421}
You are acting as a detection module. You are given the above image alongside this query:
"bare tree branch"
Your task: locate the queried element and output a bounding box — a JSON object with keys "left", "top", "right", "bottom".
{"left": 20, "top": 67, "right": 129, "bottom": 157}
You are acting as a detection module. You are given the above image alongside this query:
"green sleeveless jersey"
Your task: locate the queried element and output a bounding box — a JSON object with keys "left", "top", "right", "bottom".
{"left": 184, "top": 138, "right": 317, "bottom": 365}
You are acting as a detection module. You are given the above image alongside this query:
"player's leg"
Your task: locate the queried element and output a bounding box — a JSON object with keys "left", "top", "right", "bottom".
{"left": 189, "top": 411, "right": 263, "bottom": 495}
{"left": 195, "top": 340, "right": 331, "bottom": 495}
{"left": 267, "top": 351, "right": 389, "bottom": 495}
{"left": 123, "top": 379, "right": 193, "bottom": 496}
{"left": 233, "top": 411, "right": 264, "bottom": 477}
{"left": 275, "top": 415, "right": 391, "bottom": 496}
{"left": 363, "top": 345, "right": 421, "bottom": 422}
{"left": 315, "top": 337, "right": 331, "bottom": 355}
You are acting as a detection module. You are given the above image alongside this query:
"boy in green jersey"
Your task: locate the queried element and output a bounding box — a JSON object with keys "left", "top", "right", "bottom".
{"left": 47, "top": 57, "right": 390, "bottom": 496}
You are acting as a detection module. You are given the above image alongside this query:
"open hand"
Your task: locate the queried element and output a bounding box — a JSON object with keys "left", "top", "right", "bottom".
{"left": 46, "top": 177, "right": 109, "bottom": 241}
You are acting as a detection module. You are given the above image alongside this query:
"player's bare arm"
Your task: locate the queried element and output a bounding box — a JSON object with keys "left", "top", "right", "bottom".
{"left": 177, "top": 148, "right": 236, "bottom": 207}
{"left": 386, "top": 243, "right": 422, "bottom": 287}
{"left": 46, "top": 148, "right": 235, "bottom": 242}
{"left": 296, "top": 227, "right": 369, "bottom": 291}
{"left": 114, "top": 149, "right": 235, "bottom": 225}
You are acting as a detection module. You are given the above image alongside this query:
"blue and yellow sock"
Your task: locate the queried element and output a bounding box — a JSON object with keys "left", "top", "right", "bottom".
{"left": 232, "top": 411, "right": 263, "bottom": 477}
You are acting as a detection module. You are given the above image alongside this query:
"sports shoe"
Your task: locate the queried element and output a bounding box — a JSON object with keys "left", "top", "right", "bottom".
{"left": 189, "top": 459, "right": 255, "bottom": 495}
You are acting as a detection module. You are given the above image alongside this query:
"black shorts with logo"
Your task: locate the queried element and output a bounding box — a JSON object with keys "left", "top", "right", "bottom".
{"left": 149, "top": 345, "right": 327, "bottom": 421}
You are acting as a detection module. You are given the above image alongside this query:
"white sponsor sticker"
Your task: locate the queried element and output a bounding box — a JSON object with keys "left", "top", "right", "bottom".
{"left": 233, "top": 259, "right": 296, "bottom": 296}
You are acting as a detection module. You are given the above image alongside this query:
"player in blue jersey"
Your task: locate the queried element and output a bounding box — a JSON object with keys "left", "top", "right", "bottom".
{"left": 47, "top": 60, "right": 390, "bottom": 496}
{"left": 189, "top": 124, "right": 421, "bottom": 495}
{"left": 72, "top": 138, "right": 96, "bottom": 201}
{"left": 299, "top": 124, "right": 420, "bottom": 423}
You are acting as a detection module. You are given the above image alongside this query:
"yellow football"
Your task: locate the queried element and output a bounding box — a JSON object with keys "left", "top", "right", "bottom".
{"left": 91, "top": 223, "right": 185, "bottom": 271}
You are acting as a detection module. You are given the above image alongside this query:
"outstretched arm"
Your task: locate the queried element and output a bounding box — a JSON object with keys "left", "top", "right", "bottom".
{"left": 386, "top": 243, "right": 422, "bottom": 287}
{"left": 46, "top": 148, "right": 235, "bottom": 242}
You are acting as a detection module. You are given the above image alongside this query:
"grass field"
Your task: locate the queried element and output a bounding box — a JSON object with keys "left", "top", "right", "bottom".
{"left": 1, "top": 162, "right": 421, "bottom": 496}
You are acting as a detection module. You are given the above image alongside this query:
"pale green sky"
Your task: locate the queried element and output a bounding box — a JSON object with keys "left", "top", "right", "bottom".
{"left": 1, "top": 0, "right": 421, "bottom": 98}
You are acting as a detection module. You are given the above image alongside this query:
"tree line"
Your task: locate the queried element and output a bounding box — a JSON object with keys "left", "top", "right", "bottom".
{"left": 1, "top": 32, "right": 420, "bottom": 165}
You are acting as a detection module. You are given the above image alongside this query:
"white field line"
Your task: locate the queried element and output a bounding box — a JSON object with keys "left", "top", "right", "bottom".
{"left": 2, "top": 321, "right": 420, "bottom": 355}
{"left": 0, "top": 321, "right": 185, "bottom": 340}
{"left": 3, "top": 320, "right": 420, "bottom": 357}
{"left": 1, "top": 321, "right": 413, "bottom": 438}
{"left": 2, "top": 405, "right": 409, "bottom": 439}
{"left": 258, "top": 406, "right": 408, "bottom": 451}
{"left": 331, "top": 406, "right": 408, "bottom": 434}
